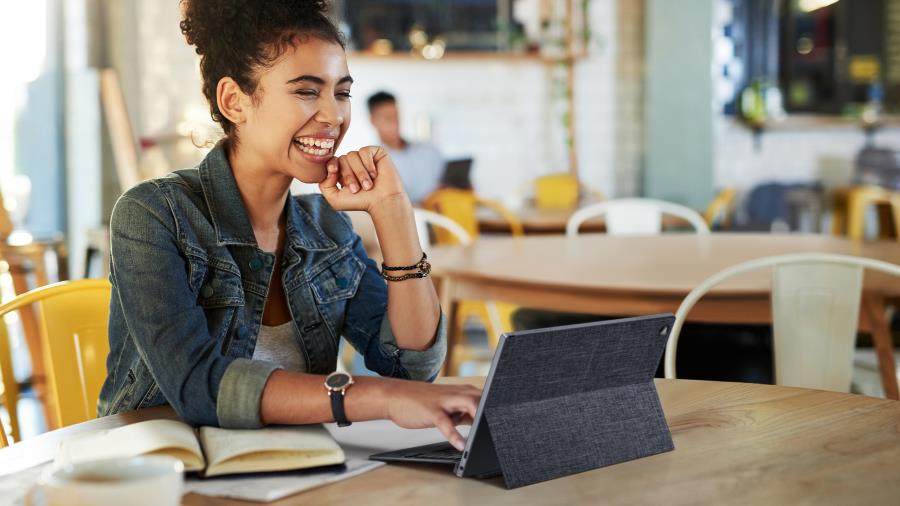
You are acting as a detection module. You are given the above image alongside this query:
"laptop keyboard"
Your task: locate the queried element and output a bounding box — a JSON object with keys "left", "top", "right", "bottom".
{"left": 404, "top": 447, "right": 463, "bottom": 461}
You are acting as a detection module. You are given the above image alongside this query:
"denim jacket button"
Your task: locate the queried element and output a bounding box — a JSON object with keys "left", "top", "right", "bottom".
{"left": 200, "top": 284, "right": 214, "bottom": 298}
{"left": 336, "top": 278, "right": 348, "bottom": 289}
{"left": 249, "top": 257, "right": 263, "bottom": 271}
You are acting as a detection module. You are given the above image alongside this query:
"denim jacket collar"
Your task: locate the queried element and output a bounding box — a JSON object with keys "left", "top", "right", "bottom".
{"left": 199, "top": 142, "right": 337, "bottom": 252}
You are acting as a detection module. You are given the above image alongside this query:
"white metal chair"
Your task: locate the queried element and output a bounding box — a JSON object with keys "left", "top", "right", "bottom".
{"left": 566, "top": 198, "right": 710, "bottom": 236}
{"left": 664, "top": 253, "right": 900, "bottom": 394}
{"left": 413, "top": 208, "right": 473, "bottom": 248}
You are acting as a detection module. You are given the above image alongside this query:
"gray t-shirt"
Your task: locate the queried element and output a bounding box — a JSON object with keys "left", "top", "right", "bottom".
{"left": 386, "top": 142, "right": 444, "bottom": 204}
{"left": 252, "top": 321, "right": 307, "bottom": 372}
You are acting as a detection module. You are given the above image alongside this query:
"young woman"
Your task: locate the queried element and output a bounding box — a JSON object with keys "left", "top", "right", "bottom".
{"left": 98, "top": 0, "right": 479, "bottom": 450}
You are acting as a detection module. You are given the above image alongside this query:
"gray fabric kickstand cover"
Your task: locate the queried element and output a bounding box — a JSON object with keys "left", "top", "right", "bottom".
{"left": 481, "top": 315, "right": 675, "bottom": 489}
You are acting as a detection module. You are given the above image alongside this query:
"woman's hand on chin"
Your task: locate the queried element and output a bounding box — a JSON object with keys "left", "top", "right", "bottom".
{"left": 319, "top": 146, "right": 411, "bottom": 214}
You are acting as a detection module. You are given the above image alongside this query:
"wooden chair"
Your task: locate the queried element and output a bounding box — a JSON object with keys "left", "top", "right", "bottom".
{"left": 703, "top": 188, "right": 737, "bottom": 230}
{"left": 0, "top": 279, "right": 111, "bottom": 441}
{"left": 421, "top": 188, "right": 524, "bottom": 243}
{"left": 413, "top": 207, "right": 517, "bottom": 372}
{"left": 566, "top": 198, "right": 710, "bottom": 236}
{"left": 664, "top": 254, "right": 900, "bottom": 396}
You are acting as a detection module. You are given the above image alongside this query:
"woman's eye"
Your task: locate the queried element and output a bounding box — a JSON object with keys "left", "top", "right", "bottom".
{"left": 336, "top": 91, "right": 352, "bottom": 100}
{"left": 294, "top": 89, "right": 319, "bottom": 98}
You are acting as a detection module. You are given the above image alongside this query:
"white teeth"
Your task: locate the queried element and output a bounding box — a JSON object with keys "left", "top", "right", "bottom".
{"left": 294, "top": 140, "right": 333, "bottom": 157}
{"left": 294, "top": 137, "right": 335, "bottom": 150}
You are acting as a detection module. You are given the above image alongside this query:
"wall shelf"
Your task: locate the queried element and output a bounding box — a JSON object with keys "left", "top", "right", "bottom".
{"left": 739, "top": 115, "right": 900, "bottom": 132}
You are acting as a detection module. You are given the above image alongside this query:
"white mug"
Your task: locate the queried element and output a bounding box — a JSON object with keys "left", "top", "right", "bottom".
{"left": 28, "top": 455, "right": 184, "bottom": 506}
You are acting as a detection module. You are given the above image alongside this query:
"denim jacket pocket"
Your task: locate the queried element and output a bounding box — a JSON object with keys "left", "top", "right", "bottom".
{"left": 309, "top": 250, "right": 365, "bottom": 304}
{"left": 196, "top": 258, "right": 246, "bottom": 308}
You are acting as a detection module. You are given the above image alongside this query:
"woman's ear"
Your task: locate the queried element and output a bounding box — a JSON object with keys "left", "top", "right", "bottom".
{"left": 217, "top": 77, "right": 250, "bottom": 126}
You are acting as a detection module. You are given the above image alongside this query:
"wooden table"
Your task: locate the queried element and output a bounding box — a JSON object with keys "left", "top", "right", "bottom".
{"left": 477, "top": 206, "right": 692, "bottom": 235}
{"left": 4, "top": 379, "right": 900, "bottom": 505}
{"left": 430, "top": 233, "right": 900, "bottom": 397}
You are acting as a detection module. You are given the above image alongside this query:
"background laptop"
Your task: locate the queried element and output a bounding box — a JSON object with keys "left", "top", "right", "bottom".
{"left": 440, "top": 158, "right": 473, "bottom": 189}
{"left": 370, "top": 314, "right": 675, "bottom": 484}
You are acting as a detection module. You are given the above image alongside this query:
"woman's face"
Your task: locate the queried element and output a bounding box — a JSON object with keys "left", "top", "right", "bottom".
{"left": 239, "top": 37, "right": 352, "bottom": 183}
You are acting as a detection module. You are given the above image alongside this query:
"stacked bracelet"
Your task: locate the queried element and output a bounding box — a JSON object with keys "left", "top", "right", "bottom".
{"left": 381, "top": 252, "right": 431, "bottom": 282}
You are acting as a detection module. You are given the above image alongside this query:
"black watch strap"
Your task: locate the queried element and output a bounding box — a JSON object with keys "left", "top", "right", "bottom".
{"left": 330, "top": 390, "right": 351, "bottom": 427}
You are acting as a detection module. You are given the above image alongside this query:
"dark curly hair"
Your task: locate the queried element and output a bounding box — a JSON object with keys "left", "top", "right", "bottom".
{"left": 179, "top": 0, "right": 344, "bottom": 142}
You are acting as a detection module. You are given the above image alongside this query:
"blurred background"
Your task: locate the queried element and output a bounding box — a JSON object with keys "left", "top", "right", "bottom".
{"left": 2, "top": 0, "right": 900, "bottom": 441}
{"left": 3, "top": 0, "right": 899, "bottom": 262}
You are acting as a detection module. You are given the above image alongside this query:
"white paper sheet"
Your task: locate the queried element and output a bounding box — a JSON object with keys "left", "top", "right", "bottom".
{"left": 182, "top": 458, "right": 383, "bottom": 502}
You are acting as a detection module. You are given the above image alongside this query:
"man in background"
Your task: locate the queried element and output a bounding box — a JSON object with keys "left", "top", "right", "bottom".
{"left": 367, "top": 91, "right": 444, "bottom": 204}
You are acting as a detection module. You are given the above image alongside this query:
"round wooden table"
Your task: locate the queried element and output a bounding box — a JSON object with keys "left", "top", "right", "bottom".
{"left": 3, "top": 379, "right": 900, "bottom": 505}
{"left": 429, "top": 233, "right": 900, "bottom": 397}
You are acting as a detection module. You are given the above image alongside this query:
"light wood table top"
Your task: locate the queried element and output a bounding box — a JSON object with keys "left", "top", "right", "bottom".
{"left": 430, "top": 233, "right": 900, "bottom": 397}
{"left": 429, "top": 233, "right": 900, "bottom": 298}
{"left": 4, "top": 379, "right": 900, "bottom": 505}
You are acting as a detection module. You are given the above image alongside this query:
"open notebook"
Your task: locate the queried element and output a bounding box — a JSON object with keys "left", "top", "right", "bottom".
{"left": 55, "top": 419, "right": 345, "bottom": 478}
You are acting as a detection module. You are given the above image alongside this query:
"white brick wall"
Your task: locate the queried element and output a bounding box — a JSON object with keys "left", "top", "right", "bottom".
{"left": 127, "top": 0, "right": 624, "bottom": 202}
{"left": 714, "top": 118, "right": 900, "bottom": 191}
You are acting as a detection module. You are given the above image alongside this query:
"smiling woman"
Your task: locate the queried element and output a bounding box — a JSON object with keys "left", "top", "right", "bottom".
{"left": 97, "top": 0, "right": 480, "bottom": 452}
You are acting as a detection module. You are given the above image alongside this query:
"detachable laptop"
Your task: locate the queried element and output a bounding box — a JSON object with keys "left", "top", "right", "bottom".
{"left": 440, "top": 158, "right": 473, "bottom": 189}
{"left": 370, "top": 314, "right": 676, "bottom": 489}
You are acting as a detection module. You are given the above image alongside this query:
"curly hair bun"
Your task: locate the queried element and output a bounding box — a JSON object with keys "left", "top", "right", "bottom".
{"left": 178, "top": 0, "right": 342, "bottom": 138}
{"left": 180, "top": 0, "right": 332, "bottom": 56}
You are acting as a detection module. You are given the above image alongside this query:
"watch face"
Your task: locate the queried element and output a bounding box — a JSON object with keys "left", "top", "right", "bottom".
{"left": 325, "top": 372, "right": 351, "bottom": 390}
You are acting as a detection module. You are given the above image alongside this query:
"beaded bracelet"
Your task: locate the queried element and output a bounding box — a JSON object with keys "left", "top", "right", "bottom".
{"left": 381, "top": 252, "right": 431, "bottom": 282}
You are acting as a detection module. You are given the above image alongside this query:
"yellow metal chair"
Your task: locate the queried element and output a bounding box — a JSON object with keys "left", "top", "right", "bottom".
{"left": 832, "top": 185, "right": 900, "bottom": 240}
{"left": 0, "top": 279, "right": 111, "bottom": 442}
{"left": 0, "top": 418, "right": 8, "bottom": 447}
{"left": 703, "top": 188, "right": 737, "bottom": 230}
{"left": 420, "top": 189, "right": 522, "bottom": 371}
{"left": 532, "top": 173, "right": 606, "bottom": 210}
{"left": 535, "top": 173, "right": 581, "bottom": 209}
{"left": 421, "top": 188, "right": 524, "bottom": 243}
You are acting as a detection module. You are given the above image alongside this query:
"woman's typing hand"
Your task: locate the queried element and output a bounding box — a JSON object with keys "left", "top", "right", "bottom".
{"left": 381, "top": 379, "right": 482, "bottom": 451}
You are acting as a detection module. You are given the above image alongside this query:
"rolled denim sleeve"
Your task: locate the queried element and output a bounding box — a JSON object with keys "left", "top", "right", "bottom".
{"left": 378, "top": 309, "right": 447, "bottom": 381}
{"left": 216, "top": 359, "right": 281, "bottom": 428}
{"left": 340, "top": 229, "right": 447, "bottom": 381}
{"left": 109, "top": 185, "right": 275, "bottom": 428}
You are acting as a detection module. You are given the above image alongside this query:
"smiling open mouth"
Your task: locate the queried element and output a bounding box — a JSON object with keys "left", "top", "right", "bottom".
{"left": 293, "top": 137, "right": 335, "bottom": 157}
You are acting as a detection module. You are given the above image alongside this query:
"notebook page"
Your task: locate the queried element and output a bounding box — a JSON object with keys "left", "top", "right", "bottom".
{"left": 55, "top": 419, "right": 204, "bottom": 470}
{"left": 198, "top": 424, "right": 342, "bottom": 468}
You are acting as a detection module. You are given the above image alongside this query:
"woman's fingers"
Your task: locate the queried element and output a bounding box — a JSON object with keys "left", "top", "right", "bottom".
{"left": 345, "top": 152, "right": 374, "bottom": 191}
{"left": 338, "top": 156, "right": 361, "bottom": 193}
{"left": 451, "top": 412, "right": 474, "bottom": 426}
{"left": 434, "top": 413, "right": 467, "bottom": 451}
{"left": 318, "top": 158, "right": 340, "bottom": 197}
{"left": 359, "top": 147, "right": 378, "bottom": 179}
{"left": 439, "top": 390, "right": 480, "bottom": 427}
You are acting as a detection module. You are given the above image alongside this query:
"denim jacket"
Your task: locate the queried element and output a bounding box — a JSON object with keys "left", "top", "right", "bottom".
{"left": 98, "top": 143, "right": 447, "bottom": 428}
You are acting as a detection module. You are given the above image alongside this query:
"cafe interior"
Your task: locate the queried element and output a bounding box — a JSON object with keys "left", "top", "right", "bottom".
{"left": 1, "top": 0, "right": 900, "bottom": 503}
